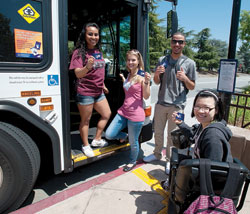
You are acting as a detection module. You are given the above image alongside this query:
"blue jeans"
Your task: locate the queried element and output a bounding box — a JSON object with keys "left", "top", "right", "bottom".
{"left": 105, "top": 113, "right": 143, "bottom": 164}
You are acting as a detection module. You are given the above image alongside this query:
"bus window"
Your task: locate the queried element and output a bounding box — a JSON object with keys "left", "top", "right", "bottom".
{"left": 0, "top": 0, "right": 43, "bottom": 64}
{"left": 101, "top": 16, "right": 131, "bottom": 77}
{"left": 101, "top": 23, "right": 117, "bottom": 77}
{"left": 119, "top": 16, "right": 131, "bottom": 71}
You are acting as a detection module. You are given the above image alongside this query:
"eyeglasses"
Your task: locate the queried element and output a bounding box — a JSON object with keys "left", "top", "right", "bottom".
{"left": 194, "top": 106, "right": 215, "bottom": 112}
{"left": 171, "top": 40, "right": 185, "bottom": 45}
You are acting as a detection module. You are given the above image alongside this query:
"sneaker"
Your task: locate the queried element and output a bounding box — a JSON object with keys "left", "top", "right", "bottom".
{"left": 161, "top": 178, "right": 170, "bottom": 191}
{"left": 165, "top": 161, "right": 171, "bottom": 175}
{"left": 143, "top": 154, "right": 159, "bottom": 163}
{"left": 91, "top": 139, "right": 108, "bottom": 147}
{"left": 82, "top": 145, "right": 95, "bottom": 157}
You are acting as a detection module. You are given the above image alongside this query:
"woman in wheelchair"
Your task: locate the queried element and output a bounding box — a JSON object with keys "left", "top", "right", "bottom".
{"left": 161, "top": 89, "right": 233, "bottom": 190}
{"left": 162, "top": 89, "right": 249, "bottom": 213}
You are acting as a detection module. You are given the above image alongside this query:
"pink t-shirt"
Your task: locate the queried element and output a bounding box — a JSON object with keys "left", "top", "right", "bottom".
{"left": 69, "top": 49, "right": 105, "bottom": 96}
{"left": 118, "top": 81, "right": 145, "bottom": 122}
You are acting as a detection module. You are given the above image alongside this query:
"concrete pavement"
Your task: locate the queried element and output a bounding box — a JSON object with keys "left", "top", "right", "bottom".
{"left": 11, "top": 151, "right": 250, "bottom": 214}
{"left": 12, "top": 158, "right": 169, "bottom": 214}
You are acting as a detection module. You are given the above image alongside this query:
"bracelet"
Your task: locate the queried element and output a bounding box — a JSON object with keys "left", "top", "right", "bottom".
{"left": 144, "top": 81, "right": 149, "bottom": 85}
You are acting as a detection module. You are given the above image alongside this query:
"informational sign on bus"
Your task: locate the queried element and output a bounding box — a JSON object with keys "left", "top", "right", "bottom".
{"left": 14, "top": 29, "right": 43, "bottom": 58}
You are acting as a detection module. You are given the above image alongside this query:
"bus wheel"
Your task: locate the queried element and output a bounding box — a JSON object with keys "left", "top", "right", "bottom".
{"left": 0, "top": 122, "right": 40, "bottom": 213}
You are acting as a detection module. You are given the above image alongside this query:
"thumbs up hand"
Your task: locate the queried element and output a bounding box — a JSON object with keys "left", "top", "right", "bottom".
{"left": 176, "top": 67, "right": 187, "bottom": 82}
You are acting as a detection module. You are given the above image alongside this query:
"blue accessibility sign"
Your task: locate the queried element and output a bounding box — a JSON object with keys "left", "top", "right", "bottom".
{"left": 48, "top": 75, "right": 59, "bottom": 86}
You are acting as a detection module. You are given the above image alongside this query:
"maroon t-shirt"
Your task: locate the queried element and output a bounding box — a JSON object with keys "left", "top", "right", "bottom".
{"left": 69, "top": 49, "right": 105, "bottom": 96}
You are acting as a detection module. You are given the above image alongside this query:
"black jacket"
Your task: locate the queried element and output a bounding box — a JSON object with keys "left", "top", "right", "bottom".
{"left": 178, "top": 120, "right": 233, "bottom": 162}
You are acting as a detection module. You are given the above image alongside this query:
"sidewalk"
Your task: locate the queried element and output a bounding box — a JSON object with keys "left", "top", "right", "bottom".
{"left": 12, "top": 155, "right": 250, "bottom": 214}
{"left": 12, "top": 159, "right": 168, "bottom": 214}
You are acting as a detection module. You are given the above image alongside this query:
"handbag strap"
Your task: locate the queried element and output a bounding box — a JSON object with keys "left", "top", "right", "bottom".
{"left": 199, "top": 159, "right": 214, "bottom": 195}
{"left": 221, "top": 162, "right": 241, "bottom": 198}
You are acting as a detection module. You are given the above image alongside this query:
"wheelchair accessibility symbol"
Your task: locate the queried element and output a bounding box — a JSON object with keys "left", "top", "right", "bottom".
{"left": 48, "top": 75, "right": 59, "bottom": 86}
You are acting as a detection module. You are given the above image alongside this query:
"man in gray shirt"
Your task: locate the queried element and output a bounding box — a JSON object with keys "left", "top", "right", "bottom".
{"left": 143, "top": 32, "right": 197, "bottom": 174}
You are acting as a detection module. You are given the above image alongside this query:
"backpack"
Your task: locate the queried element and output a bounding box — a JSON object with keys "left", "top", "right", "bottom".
{"left": 184, "top": 159, "right": 240, "bottom": 214}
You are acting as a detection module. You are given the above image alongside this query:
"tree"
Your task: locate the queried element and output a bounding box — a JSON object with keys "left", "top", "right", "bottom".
{"left": 209, "top": 39, "right": 228, "bottom": 58}
{"left": 238, "top": 10, "right": 250, "bottom": 73}
{"left": 149, "top": 0, "right": 169, "bottom": 70}
{"left": 193, "top": 28, "right": 219, "bottom": 71}
{"left": 237, "top": 42, "right": 250, "bottom": 73}
{"left": 178, "top": 27, "right": 196, "bottom": 59}
{"left": 238, "top": 10, "right": 250, "bottom": 42}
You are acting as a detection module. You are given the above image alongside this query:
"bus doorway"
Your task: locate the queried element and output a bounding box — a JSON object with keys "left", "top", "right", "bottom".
{"left": 66, "top": 0, "right": 153, "bottom": 168}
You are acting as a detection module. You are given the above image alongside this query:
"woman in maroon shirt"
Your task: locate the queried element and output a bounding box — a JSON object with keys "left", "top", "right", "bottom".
{"left": 69, "top": 23, "right": 111, "bottom": 157}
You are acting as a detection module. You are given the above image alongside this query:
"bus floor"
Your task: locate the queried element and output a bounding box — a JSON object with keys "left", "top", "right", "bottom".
{"left": 12, "top": 157, "right": 170, "bottom": 214}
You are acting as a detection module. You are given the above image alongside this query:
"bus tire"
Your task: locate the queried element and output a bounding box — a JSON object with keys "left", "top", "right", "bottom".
{"left": 0, "top": 122, "right": 40, "bottom": 213}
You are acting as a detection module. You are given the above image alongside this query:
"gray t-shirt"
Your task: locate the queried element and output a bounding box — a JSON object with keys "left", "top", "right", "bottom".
{"left": 156, "top": 55, "right": 196, "bottom": 109}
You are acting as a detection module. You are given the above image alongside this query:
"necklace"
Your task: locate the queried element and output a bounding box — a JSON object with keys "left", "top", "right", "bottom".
{"left": 129, "top": 73, "right": 137, "bottom": 78}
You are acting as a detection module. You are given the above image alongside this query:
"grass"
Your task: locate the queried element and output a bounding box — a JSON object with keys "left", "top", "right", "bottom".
{"left": 228, "top": 85, "right": 250, "bottom": 129}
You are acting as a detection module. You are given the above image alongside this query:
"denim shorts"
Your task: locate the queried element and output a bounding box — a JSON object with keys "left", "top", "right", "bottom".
{"left": 76, "top": 93, "right": 105, "bottom": 105}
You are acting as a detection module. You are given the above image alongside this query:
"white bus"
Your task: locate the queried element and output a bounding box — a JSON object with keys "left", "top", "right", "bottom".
{"left": 0, "top": 0, "right": 153, "bottom": 212}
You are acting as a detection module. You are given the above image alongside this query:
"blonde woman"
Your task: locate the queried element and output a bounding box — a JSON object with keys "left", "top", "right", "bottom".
{"left": 105, "top": 49, "right": 151, "bottom": 171}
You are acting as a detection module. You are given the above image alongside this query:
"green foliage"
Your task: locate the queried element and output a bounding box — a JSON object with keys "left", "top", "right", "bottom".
{"left": 242, "top": 85, "right": 250, "bottom": 94}
{"left": 239, "top": 10, "right": 250, "bottom": 43}
{"left": 229, "top": 90, "right": 250, "bottom": 129}
{"left": 68, "top": 41, "right": 74, "bottom": 56}
{"left": 237, "top": 42, "right": 250, "bottom": 73}
{"left": 238, "top": 10, "right": 250, "bottom": 73}
{"left": 209, "top": 39, "right": 228, "bottom": 58}
{"left": 193, "top": 28, "right": 220, "bottom": 71}
{"left": 178, "top": 28, "right": 196, "bottom": 59}
{"left": 149, "top": 3, "right": 169, "bottom": 70}
{"left": 120, "top": 18, "right": 131, "bottom": 68}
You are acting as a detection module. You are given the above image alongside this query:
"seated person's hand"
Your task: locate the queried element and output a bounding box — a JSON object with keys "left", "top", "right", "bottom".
{"left": 172, "top": 111, "right": 183, "bottom": 125}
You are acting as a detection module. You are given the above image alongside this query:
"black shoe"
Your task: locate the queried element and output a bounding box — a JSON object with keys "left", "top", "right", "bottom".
{"left": 123, "top": 163, "right": 136, "bottom": 172}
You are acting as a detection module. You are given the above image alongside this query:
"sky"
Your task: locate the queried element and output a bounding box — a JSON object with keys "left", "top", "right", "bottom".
{"left": 156, "top": 0, "right": 250, "bottom": 47}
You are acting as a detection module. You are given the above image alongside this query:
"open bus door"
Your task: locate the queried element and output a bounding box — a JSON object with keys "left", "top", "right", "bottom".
{"left": 0, "top": 0, "right": 152, "bottom": 213}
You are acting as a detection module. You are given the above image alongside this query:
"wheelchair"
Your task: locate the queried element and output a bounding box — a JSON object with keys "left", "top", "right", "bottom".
{"left": 167, "top": 147, "right": 250, "bottom": 214}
